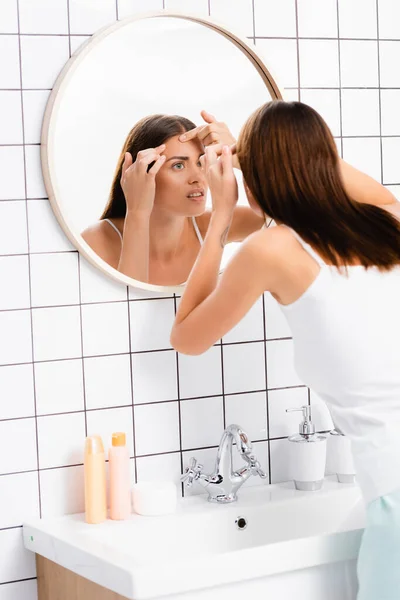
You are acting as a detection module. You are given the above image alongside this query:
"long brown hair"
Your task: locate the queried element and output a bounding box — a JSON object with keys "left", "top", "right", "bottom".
{"left": 237, "top": 100, "right": 400, "bottom": 270}
{"left": 101, "top": 114, "right": 197, "bottom": 219}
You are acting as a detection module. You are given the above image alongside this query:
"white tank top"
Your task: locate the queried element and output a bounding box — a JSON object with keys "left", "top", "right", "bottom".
{"left": 279, "top": 228, "right": 400, "bottom": 503}
{"left": 103, "top": 216, "right": 204, "bottom": 245}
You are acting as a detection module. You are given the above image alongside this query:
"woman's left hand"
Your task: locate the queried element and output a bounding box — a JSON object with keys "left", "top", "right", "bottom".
{"left": 202, "top": 145, "right": 238, "bottom": 216}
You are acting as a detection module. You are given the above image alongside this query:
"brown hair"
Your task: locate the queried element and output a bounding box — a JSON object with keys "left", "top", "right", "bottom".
{"left": 101, "top": 114, "right": 197, "bottom": 220}
{"left": 237, "top": 100, "right": 400, "bottom": 270}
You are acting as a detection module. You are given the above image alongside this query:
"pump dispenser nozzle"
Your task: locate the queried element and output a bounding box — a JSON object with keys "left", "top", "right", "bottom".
{"left": 286, "top": 405, "right": 316, "bottom": 435}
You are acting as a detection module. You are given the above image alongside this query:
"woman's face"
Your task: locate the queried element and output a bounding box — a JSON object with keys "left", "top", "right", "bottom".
{"left": 154, "top": 135, "right": 208, "bottom": 217}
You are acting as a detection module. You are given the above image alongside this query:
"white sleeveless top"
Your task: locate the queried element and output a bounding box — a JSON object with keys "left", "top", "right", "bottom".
{"left": 103, "top": 216, "right": 204, "bottom": 245}
{"left": 279, "top": 228, "right": 400, "bottom": 503}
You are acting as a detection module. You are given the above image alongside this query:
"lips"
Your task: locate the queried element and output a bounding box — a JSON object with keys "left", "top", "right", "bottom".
{"left": 187, "top": 189, "right": 205, "bottom": 200}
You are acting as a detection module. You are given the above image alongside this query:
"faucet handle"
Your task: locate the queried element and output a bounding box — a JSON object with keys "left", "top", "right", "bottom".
{"left": 242, "top": 452, "right": 268, "bottom": 479}
{"left": 181, "top": 458, "right": 203, "bottom": 487}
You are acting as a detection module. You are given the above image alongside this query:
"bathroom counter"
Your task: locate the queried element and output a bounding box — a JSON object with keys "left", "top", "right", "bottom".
{"left": 23, "top": 477, "right": 366, "bottom": 600}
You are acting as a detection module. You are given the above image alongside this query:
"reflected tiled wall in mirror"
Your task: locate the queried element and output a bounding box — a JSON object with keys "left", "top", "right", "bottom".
{"left": 1, "top": 0, "right": 399, "bottom": 597}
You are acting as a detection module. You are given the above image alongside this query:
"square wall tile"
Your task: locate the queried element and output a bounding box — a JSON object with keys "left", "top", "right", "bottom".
{"left": 300, "top": 89, "right": 341, "bottom": 137}
{"left": 22, "top": 90, "right": 50, "bottom": 144}
{"left": 255, "top": 39, "right": 298, "bottom": 89}
{"left": 82, "top": 301, "right": 129, "bottom": 357}
{"left": 342, "top": 137, "right": 381, "bottom": 183}
{"left": 27, "top": 201, "right": 74, "bottom": 253}
{"left": 134, "top": 401, "right": 180, "bottom": 456}
{"left": 37, "top": 411, "right": 85, "bottom": 469}
{"left": 0, "top": 256, "right": 30, "bottom": 310}
{"left": 132, "top": 350, "right": 177, "bottom": 404}
{"left": 19, "top": 0, "right": 69, "bottom": 34}
{"left": 254, "top": 0, "right": 296, "bottom": 37}
{"left": 25, "top": 145, "right": 46, "bottom": 198}
{"left": 223, "top": 296, "right": 264, "bottom": 343}
{"left": 381, "top": 90, "right": 400, "bottom": 137}
{"left": 0, "top": 310, "right": 32, "bottom": 366}
{"left": 0, "top": 580, "right": 38, "bottom": 600}
{"left": 211, "top": 0, "right": 254, "bottom": 38}
{"left": 232, "top": 440, "right": 269, "bottom": 488}
{"left": 382, "top": 138, "right": 400, "bottom": 185}
{"left": 0, "top": 418, "right": 37, "bottom": 474}
{"left": 180, "top": 396, "right": 224, "bottom": 450}
{"left": 178, "top": 345, "right": 222, "bottom": 399}
{"left": 379, "top": 41, "right": 400, "bottom": 88}
{"left": 264, "top": 293, "right": 292, "bottom": 340}
{"left": 299, "top": 40, "right": 339, "bottom": 88}
{"left": 0, "top": 202, "right": 28, "bottom": 256}
{"left": 0, "top": 528, "right": 36, "bottom": 584}
{"left": 225, "top": 392, "right": 267, "bottom": 441}
{"left": 70, "top": 35, "right": 91, "bottom": 56}
{"left": 35, "top": 359, "right": 84, "bottom": 415}
{"left": 266, "top": 339, "right": 302, "bottom": 389}
{"left": 0, "top": 92, "right": 23, "bottom": 144}
{"left": 30, "top": 253, "right": 80, "bottom": 307}
{"left": 310, "top": 390, "right": 335, "bottom": 432}
{"left": 129, "top": 298, "right": 175, "bottom": 352}
{"left": 340, "top": 41, "right": 379, "bottom": 88}
{"left": 86, "top": 406, "right": 134, "bottom": 456}
{"left": 0, "top": 364, "right": 34, "bottom": 420}
{"left": 79, "top": 257, "right": 128, "bottom": 304}
{"left": 385, "top": 185, "right": 400, "bottom": 201}
{"left": 0, "top": 146, "right": 25, "bottom": 200}
{"left": 32, "top": 305, "right": 82, "bottom": 361}
{"left": 0, "top": 0, "right": 18, "bottom": 33}
{"left": 0, "top": 472, "right": 39, "bottom": 528}
{"left": 297, "top": 0, "right": 337, "bottom": 38}
{"left": 84, "top": 354, "right": 132, "bottom": 409}
{"left": 341, "top": 89, "right": 380, "bottom": 137}
{"left": 117, "top": 0, "right": 163, "bottom": 20}
{"left": 0, "top": 36, "right": 20, "bottom": 88}
{"left": 378, "top": 0, "right": 400, "bottom": 39}
{"left": 268, "top": 387, "right": 308, "bottom": 439}
{"left": 69, "top": 0, "right": 117, "bottom": 34}
{"left": 165, "top": 0, "right": 208, "bottom": 14}
{"left": 338, "top": 0, "right": 377, "bottom": 39}
{"left": 223, "top": 342, "right": 265, "bottom": 394}
{"left": 39, "top": 464, "right": 84, "bottom": 517}
{"left": 136, "top": 452, "right": 182, "bottom": 486}
{"left": 270, "top": 437, "right": 291, "bottom": 483}
{"left": 20, "top": 36, "right": 70, "bottom": 89}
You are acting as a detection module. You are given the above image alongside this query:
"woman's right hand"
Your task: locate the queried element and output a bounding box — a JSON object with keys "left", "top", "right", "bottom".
{"left": 120, "top": 144, "right": 166, "bottom": 216}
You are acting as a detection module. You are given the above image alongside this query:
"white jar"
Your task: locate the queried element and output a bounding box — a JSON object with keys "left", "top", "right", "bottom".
{"left": 327, "top": 429, "right": 356, "bottom": 483}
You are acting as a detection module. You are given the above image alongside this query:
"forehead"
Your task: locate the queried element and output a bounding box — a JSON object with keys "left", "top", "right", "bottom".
{"left": 164, "top": 134, "right": 203, "bottom": 156}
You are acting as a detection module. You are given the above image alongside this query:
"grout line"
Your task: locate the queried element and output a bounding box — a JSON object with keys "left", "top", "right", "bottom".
{"left": 173, "top": 295, "right": 185, "bottom": 495}
{"left": 336, "top": 0, "right": 344, "bottom": 157}
{"left": 66, "top": 0, "right": 71, "bottom": 58}
{"left": 77, "top": 255, "right": 88, "bottom": 438}
{"left": 0, "top": 577, "right": 37, "bottom": 586}
{"left": 15, "top": 0, "right": 42, "bottom": 519}
{"left": 262, "top": 294, "right": 272, "bottom": 484}
{"left": 376, "top": 0, "right": 384, "bottom": 184}
{"left": 126, "top": 285, "right": 138, "bottom": 484}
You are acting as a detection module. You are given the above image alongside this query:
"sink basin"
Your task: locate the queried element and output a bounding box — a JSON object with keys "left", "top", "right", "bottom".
{"left": 23, "top": 477, "right": 366, "bottom": 599}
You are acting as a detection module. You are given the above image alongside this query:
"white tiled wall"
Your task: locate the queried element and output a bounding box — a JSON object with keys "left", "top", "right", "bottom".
{"left": 1, "top": 0, "right": 399, "bottom": 597}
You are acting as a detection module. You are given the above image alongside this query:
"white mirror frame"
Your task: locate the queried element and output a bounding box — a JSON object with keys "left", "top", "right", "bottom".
{"left": 41, "top": 10, "right": 284, "bottom": 294}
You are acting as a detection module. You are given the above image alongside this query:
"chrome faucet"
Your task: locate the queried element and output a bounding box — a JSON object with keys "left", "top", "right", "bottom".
{"left": 181, "top": 424, "right": 268, "bottom": 503}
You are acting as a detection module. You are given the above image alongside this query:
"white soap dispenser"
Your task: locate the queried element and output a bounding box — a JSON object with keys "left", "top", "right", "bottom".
{"left": 286, "top": 405, "right": 327, "bottom": 491}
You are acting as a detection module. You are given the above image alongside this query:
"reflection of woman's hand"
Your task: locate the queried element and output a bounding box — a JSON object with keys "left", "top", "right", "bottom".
{"left": 120, "top": 145, "right": 166, "bottom": 215}
{"left": 180, "top": 110, "right": 239, "bottom": 169}
{"left": 202, "top": 145, "right": 238, "bottom": 216}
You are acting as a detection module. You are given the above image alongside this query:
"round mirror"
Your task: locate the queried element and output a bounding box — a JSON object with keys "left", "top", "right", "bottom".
{"left": 42, "top": 12, "right": 283, "bottom": 293}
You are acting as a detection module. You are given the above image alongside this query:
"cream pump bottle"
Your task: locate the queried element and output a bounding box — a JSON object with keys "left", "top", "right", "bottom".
{"left": 109, "top": 432, "right": 131, "bottom": 520}
{"left": 84, "top": 435, "right": 107, "bottom": 524}
{"left": 286, "top": 405, "right": 327, "bottom": 491}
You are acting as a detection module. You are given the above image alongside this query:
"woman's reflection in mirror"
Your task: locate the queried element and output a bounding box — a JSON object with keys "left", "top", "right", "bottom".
{"left": 81, "top": 111, "right": 265, "bottom": 285}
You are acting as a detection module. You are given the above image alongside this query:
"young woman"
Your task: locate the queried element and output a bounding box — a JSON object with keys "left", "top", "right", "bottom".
{"left": 171, "top": 100, "right": 400, "bottom": 599}
{"left": 81, "top": 111, "right": 264, "bottom": 285}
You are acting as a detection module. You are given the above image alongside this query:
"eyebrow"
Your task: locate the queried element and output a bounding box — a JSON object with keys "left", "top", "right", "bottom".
{"left": 165, "top": 154, "right": 203, "bottom": 163}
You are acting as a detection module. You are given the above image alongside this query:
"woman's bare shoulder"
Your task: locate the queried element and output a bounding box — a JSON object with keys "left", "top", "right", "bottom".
{"left": 81, "top": 220, "right": 120, "bottom": 265}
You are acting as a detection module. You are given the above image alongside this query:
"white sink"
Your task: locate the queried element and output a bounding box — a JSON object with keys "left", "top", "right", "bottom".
{"left": 23, "top": 477, "right": 366, "bottom": 600}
